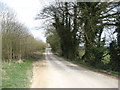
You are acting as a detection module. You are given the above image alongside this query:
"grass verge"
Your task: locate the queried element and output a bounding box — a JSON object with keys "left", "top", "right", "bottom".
{"left": 2, "top": 50, "right": 45, "bottom": 88}
{"left": 2, "top": 59, "right": 33, "bottom": 88}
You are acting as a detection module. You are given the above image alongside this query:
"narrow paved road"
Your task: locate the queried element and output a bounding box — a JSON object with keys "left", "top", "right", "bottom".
{"left": 31, "top": 48, "right": 118, "bottom": 88}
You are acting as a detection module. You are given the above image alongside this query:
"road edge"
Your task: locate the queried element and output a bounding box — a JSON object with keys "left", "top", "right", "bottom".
{"left": 53, "top": 54, "right": 119, "bottom": 79}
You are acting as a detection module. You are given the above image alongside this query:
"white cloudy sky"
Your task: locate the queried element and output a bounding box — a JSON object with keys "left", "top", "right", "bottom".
{"left": 0, "top": 0, "right": 54, "bottom": 42}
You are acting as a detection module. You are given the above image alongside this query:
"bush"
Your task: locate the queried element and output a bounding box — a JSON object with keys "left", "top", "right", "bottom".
{"left": 108, "top": 41, "right": 120, "bottom": 72}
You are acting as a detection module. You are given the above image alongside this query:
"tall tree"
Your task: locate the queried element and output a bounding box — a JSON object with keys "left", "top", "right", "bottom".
{"left": 38, "top": 2, "right": 80, "bottom": 59}
{"left": 77, "top": 2, "right": 119, "bottom": 66}
{"left": 108, "top": 3, "right": 120, "bottom": 72}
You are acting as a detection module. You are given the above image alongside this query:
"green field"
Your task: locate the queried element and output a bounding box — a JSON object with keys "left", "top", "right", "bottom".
{"left": 2, "top": 59, "right": 33, "bottom": 88}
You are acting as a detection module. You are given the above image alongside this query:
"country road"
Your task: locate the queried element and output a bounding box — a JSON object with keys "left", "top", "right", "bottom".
{"left": 31, "top": 48, "right": 118, "bottom": 88}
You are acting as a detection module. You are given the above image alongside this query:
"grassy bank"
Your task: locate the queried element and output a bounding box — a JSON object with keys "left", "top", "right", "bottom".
{"left": 2, "top": 50, "right": 45, "bottom": 88}
{"left": 2, "top": 59, "right": 33, "bottom": 88}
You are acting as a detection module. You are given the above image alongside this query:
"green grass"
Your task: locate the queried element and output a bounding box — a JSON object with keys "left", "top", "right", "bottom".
{"left": 2, "top": 59, "right": 33, "bottom": 88}
{"left": 2, "top": 50, "right": 45, "bottom": 88}
{"left": 106, "top": 70, "right": 120, "bottom": 75}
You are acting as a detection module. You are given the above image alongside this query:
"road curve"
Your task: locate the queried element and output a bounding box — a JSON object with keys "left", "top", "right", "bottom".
{"left": 31, "top": 48, "right": 118, "bottom": 88}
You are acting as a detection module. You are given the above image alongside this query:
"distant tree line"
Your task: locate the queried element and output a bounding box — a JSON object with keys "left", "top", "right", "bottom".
{"left": 0, "top": 5, "right": 46, "bottom": 62}
{"left": 37, "top": 2, "right": 120, "bottom": 72}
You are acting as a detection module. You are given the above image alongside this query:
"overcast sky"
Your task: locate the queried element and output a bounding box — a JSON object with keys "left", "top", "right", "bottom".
{"left": 0, "top": 0, "right": 117, "bottom": 44}
{"left": 0, "top": 0, "right": 54, "bottom": 42}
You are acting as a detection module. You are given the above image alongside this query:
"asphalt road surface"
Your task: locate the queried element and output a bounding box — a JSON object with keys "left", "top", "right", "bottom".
{"left": 31, "top": 48, "right": 118, "bottom": 88}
